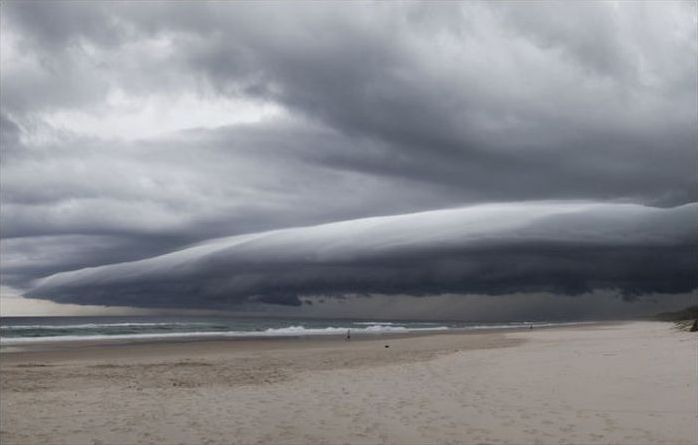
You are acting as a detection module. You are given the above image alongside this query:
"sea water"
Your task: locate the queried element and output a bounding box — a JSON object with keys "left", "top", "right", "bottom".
{"left": 0, "top": 315, "right": 581, "bottom": 345}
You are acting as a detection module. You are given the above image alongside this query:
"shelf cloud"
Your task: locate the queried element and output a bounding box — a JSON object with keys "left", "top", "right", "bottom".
{"left": 28, "top": 202, "right": 697, "bottom": 308}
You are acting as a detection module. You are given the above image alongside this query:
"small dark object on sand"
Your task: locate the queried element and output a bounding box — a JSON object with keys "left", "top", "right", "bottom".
{"left": 385, "top": 345, "right": 390, "bottom": 348}
{"left": 690, "top": 320, "right": 698, "bottom": 332}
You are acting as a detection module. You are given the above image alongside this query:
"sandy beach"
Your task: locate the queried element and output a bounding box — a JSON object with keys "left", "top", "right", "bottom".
{"left": 1, "top": 321, "right": 696, "bottom": 445}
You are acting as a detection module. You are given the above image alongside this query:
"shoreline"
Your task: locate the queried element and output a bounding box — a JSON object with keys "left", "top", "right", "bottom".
{"left": 0, "top": 324, "right": 533, "bottom": 363}
{"left": 0, "top": 320, "right": 606, "bottom": 358}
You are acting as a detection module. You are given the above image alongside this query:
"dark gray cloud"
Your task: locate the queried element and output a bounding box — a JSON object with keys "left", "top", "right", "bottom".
{"left": 287, "top": 291, "right": 698, "bottom": 322}
{"left": 27, "top": 203, "right": 697, "bottom": 308}
{"left": 1, "top": 1, "right": 696, "bottom": 315}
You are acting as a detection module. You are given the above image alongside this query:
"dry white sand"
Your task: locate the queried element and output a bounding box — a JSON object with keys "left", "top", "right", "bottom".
{"left": 1, "top": 321, "right": 696, "bottom": 445}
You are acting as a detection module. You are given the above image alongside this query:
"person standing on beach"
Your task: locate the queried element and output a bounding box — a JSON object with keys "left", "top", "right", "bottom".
{"left": 346, "top": 329, "right": 351, "bottom": 341}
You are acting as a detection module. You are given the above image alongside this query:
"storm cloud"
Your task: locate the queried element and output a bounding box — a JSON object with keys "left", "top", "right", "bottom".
{"left": 1, "top": 1, "right": 696, "bottom": 315}
{"left": 27, "top": 202, "right": 697, "bottom": 308}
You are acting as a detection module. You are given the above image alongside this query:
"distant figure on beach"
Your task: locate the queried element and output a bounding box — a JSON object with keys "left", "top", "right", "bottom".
{"left": 530, "top": 324, "right": 533, "bottom": 330}
{"left": 346, "top": 329, "right": 351, "bottom": 341}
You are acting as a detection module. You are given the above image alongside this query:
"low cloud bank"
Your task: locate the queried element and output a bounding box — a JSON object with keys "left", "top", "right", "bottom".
{"left": 27, "top": 202, "right": 697, "bottom": 309}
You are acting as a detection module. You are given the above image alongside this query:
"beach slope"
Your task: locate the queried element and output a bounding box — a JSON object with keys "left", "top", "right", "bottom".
{"left": 1, "top": 321, "right": 695, "bottom": 444}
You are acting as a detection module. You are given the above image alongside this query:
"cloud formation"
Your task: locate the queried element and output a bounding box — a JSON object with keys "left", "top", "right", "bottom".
{"left": 1, "top": 1, "right": 696, "bottom": 314}
{"left": 28, "top": 202, "right": 697, "bottom": 308}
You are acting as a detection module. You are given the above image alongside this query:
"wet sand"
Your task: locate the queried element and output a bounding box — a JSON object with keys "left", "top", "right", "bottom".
{"left": 1, "top": 321, "right": 696, "bottom": 444}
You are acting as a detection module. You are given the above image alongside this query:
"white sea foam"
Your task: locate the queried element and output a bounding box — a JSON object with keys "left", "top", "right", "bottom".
{"left": 353, "top": 321, "right": 396, "bottom": 325}
{"left": 0, "top": 324, "right": 450, "bottom": 345}
{"left": 0, "top": 322, "right": 596, "bottom": 346}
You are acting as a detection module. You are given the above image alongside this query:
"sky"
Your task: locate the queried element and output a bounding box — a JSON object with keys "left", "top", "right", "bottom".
{"left": 1, "top": 1, "right": 696, "bottom": 319}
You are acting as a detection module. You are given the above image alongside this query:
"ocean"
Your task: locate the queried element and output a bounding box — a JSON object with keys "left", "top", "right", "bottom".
{"left": 0, "top": 316, "right": 581, "bottom": 345}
